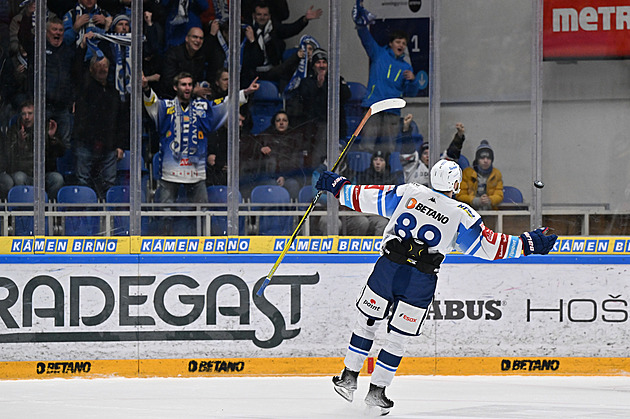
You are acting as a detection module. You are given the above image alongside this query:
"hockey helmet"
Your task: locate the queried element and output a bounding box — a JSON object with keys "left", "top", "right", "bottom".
{"left": 430, "top": 159, "right": 462, "bottom": 194}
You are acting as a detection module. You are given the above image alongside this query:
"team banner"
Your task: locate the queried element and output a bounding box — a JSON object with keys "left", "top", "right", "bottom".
{"left": 1, "top": 236, "right": 630, "bottom": 255}
{"left": 544, "top": 0, "right": 630, "bottom": 59}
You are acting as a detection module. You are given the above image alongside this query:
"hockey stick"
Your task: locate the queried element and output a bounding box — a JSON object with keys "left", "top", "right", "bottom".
{"left": 256, "top": 97, "right": 407, "bottom": 296}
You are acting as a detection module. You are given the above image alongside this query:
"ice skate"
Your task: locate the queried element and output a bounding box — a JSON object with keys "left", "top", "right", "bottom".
{"left": 364, "top": 383, "right": 394, "bottom": 416}
{"left": 332, "top": 368, "right": 359, "bottom": 402}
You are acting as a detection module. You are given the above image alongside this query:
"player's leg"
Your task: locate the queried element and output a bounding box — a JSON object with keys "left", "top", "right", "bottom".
{"left": 365, "top": 266, "right": 436, "bottom": 415}
{"left": 333, "top": 257, "right": 397, "bottom": 403}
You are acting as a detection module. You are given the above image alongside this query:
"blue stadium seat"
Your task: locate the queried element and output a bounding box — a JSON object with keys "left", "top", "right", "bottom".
{"left": 249, "top": 80, "right": 283, "bottom": 135}
{"left": 56, "top": 148, "right": 76, "bottom": 180}
{"left": 345, "top": 82, "right": 367, "bottom": 137}
{"left": 207, "top": 185, "right": 245, "bottom": 235}
{"left": 250, "top": 185, "right": 293, "bottom": 235}
{"left": 57, "top": 185, "right": 100, "bottom": 236}
{"left": 106, "top": 185, "right": 149, "bottom": 235}
{"left": 347, "top": 151, "right": 372, "bottom": 173}
{"left": 503, "top": 186, "right": 524, "bottom": 204}
{"left": 458, "top": 154, "right": 470, "bottom": 169}
{"left": 298, "top": 185, "right": 313, "bottom": 203}
{"left": 7, "top": 186, "right": 48, "bottom": 236}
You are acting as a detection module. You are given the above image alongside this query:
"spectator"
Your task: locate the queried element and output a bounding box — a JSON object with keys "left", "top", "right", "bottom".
{"left": 242, "top": 0, "right": 289, "bottom": 25}
{"left": 73, "top": 55, "right": 126, "bottom": 198}
{"left": 241, "top": 110, "right": 310, "bottom": 200}
{"left": 204, "top": 20, "right": 263, "bottom": 89}
{"left": 443, "top": 122, "right": 466, "bottom": 165}
{"left": 457, "top": 139, "right": 504, "bottom": 210}
{"left": 346, "top": 150, "right": 400, "bottom": 236}
{"left": 63, "top": 0, "right": 112, "bottom": 47}
{"left": 251, "top": 1, "right": 322, "bottom": 81}
{"left": 0, "top": 100, "right": 65, "bottom": 200}
{"left": 163, "top": 0, "right": 208, "bottom": 50}
{"left": 404, "top": 142, "right": 429, "bottom": 186}
{"left": 21, "top": 16, "right": 77, "bottom": 149}
{"left": 395, "top": 113, "right": 423, "bottom": 156}
{"left": 295, "top": 48, "right": 351, "bottom": 166}
{"left": 161, "top": 26, "right": 209, "bottom": 99}
{"left": 352, "top": 2, "right": 419, "bottom": 153}
{"left": 142, "top": 71, "right": 258, "bottom": 233}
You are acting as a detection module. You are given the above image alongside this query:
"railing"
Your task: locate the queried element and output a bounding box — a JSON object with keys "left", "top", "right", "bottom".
{"left": 0, "top": 202, "right": 625, "bottom": 237}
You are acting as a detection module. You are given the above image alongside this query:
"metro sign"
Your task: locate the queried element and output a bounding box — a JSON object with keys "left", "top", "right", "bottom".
{"left": 544, "top": 0, "right": 630, "bottom": 59}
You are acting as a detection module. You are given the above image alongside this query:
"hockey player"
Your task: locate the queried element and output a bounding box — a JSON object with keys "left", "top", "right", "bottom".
{"left": 315, "top": 159, "right": 557, "bottom": 415}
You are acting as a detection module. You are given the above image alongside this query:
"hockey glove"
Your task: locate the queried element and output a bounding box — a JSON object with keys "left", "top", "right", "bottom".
{"left": 520, "top": 227, "right": 558, "bottom": 256}
{"left": 316, "top": 171, "right": 350, "bottom": 198}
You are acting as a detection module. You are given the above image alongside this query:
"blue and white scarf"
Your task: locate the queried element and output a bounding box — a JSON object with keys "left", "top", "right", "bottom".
{"left": 86, "top": 33, "right": 134, "bottom": 101}
{"left": 216, "top": 27, "right": 247, "bottom": 71}
{"left": 171, "top": 98, "right": 200, "bottom": 162}
{"left": 73, "top": 3, "right": 106, "bottom": 47}
{"left": 212, "top": 0, "right": 228, "bottom": 22}
{"left": 284, "top": 35, "right": 320, "bottom": 95}
{"left": 170, "top": 0, "right": 189, "bottom": 25}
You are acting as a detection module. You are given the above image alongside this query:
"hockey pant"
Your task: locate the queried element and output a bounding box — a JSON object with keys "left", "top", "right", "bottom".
{"left": 344, "top": 257, "right": 436, "bottom": 387}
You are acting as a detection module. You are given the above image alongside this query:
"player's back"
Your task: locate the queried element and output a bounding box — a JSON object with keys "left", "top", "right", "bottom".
{"left": 381, "top": 183, "right": 480, "bottom": 255}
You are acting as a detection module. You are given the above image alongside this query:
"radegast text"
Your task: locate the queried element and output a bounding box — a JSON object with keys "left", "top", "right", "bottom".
{"left": 0, "top": 273, "right": 319, "bottom": 349}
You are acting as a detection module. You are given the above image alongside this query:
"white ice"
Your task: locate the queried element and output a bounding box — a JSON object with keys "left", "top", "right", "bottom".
{"left": 1, "top": 375, "right": 630, "bottom": 418}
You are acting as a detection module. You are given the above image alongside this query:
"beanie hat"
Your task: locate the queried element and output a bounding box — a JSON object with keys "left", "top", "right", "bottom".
{"left": 372, "top": 149, "right": 387, "bottom": 161}
{"left": 312, "top": 48, "right": 328, "bottom": 63}
{"left": 112, "top": 14, "right": 130, "bottom": 29}
{"left": 420, "top": 143, "right": 429, "bottom": 153}
{"left": 475, "top": 140, "right": 494, "bottom": 162}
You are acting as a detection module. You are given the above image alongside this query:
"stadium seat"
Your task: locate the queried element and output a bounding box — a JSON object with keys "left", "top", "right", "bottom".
{"left": 106, "top": 185, "right": 149, "bottom": 235}
{"left": 503, "top": 186, "right": 524, "bottom": 204}
{"left": 7, "top": 186, "right": 48, "bottom": 236}
{"left": 57, "top": 185, "right": 100, "bottom": 236}
{"left": 344, "top": 82, "right": 367, "bottom": 137}
{"left": 458, "top": 154, "right": 470, "bottom": 169}
{"left": 56, "top": 148, "right": 76, "bottom": 180}
{"left": 249, "top": 80, "right": 283, "bottom": 135}
{"left": 207, "top": 185, "right": 245, "bottom": 235}
{"left": 346, "top": 151, "right": 372, "bottom": 173}
{"left": 298, "top": 185, "right": 313, "bottom": 203}
{"left": 250, "top": 185, "right": 293, "bottom": 235}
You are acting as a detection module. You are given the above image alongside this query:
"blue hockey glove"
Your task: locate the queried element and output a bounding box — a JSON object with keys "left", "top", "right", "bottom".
{"left": 316, "top": 171, "right": 350, "bottom": 198}
{"left": 520, "top": 227, "right": 558, "bottom": 256}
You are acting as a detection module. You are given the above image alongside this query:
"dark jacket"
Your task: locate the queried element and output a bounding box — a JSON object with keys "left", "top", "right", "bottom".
{"left": 4, "top": 121, "right": 66, "bottom": 175}
{"left": 160, "top": 43, "right": 207, "bottom": 97}
{"left": 73, "top": 73, "right": 126, "bottom": 152}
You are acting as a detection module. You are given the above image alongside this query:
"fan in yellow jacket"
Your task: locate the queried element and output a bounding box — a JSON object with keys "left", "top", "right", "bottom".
{"left": 456, "top": 140, "right": 504, "bottom": 209}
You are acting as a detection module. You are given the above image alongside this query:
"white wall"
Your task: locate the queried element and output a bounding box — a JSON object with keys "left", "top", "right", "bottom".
{"left": 280, "top": 0, "right": 630, "bottom": 210}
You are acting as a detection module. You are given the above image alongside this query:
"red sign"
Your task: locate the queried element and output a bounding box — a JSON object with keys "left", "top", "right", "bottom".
{"left": 544, "top": 0, "right": 630, "bottom": 59}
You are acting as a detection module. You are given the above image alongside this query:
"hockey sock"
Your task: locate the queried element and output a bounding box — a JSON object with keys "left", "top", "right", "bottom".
{"left": 370, "top": 330, "right": 409, "bottom": 387}
{"left": 344, "top": 314, "right": 379, "bottom": 372}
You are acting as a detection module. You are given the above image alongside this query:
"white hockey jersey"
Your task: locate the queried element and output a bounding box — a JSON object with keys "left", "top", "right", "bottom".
{"left": 338, "top": 182, "right": 523, "bottom": 260}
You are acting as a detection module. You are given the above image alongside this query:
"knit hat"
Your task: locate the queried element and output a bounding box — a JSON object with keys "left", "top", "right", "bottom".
{"left": 372, "top": 149, "right": 387, "bottom": 161}
{"left": 112, "top": 14, "right": 130, "bottom": 29}
{"left": 420, "top": 143, "right": 429, "bottom": 153}
{"left": 312, "top": 48, "right": 328, "bottom": 63}
{"left": 475, "top": 140, "right": 494, "bottom": 162}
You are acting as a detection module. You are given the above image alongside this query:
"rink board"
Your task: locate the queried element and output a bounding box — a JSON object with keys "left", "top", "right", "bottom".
{"left": 0, "top": 236, "right": 629, "bottom": 379}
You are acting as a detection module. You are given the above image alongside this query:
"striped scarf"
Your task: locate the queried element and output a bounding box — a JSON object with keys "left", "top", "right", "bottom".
{"left": 73, "top": 3, "right": 106, "bottom": 47}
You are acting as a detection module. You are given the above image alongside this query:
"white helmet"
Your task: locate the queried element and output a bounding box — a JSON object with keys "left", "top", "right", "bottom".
{"left": 430, "top": 159, "right": 462, "bottom": 194}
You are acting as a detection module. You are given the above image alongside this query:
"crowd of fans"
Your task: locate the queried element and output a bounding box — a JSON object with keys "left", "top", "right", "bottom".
{"left": 0, "top": 0, "right": 504, "bottom": 236}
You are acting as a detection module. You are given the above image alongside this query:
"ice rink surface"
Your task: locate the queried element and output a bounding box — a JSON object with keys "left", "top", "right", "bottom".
{"left": 1, "top": 375, "right": 630, "bottom": 418}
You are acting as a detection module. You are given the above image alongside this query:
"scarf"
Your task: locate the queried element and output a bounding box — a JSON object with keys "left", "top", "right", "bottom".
{"left": 86, "top": 33, "right": 134, "bottom": 100}
{"left": 171, "top": 97, "right": 200, "bottom": 162}
{"left": 212, "top": 0, "right": 228, "bottom": 22}
{"left": 284, "top": 35, "right": 320, "bottom": 95}
{"left": 170, "top": 0, "right": 189, "bottom": 25}
{"left": 73, "top": 3, "right": 106, "bottom": 47}
{"left": 255, "top": 20, "right": 273, "bottom": 67}
{"left": 216, "top": 28, "right": 247, "bottom": 70}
